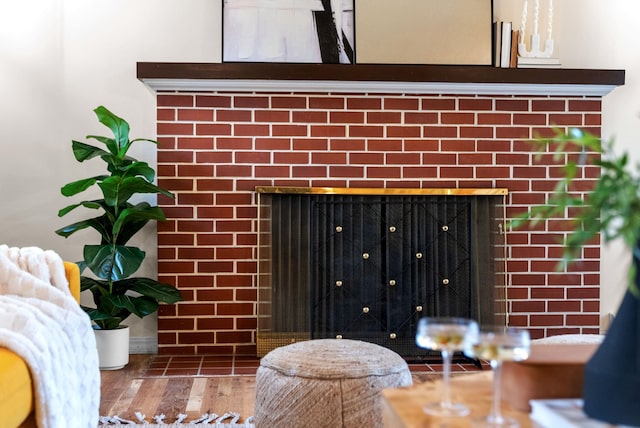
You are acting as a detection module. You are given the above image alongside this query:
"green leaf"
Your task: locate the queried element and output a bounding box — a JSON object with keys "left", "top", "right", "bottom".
{"left": 80, "top": 276, "right": 109, "bottom": 293}
{"left": 82, "top": 306, "right": 116, "bottom": 321}
{"left": 130, "top": 296, "right": 160, "bottom": 317}
{"left": 55, "top": 217, "right": 111, "bottom": 240}
{"left": 86, "top": 135, "right": 119, "bottom": 159}
{"left": 95, "top": 319, "right": 123, "bottom": 330}
{"left": 102, "top": 294, "right": 159, "bottom": 318}
{"left": 98, "top": 176, "right": 173, "bottom": 207}
{"left": 113, "top": 204, "right": 167, "bottom": 237}
{"left": 71, "top": 140, "right": 111, "bottom": 162}
{"left": 84, "top": 244, "right": 145, "bottom": 281}
{"left": 80, "top": 277, "right": 182, "bottom": 328}
{"left": 94, "top": 106, "right": 130, "bottom": 157}
{"left": 125, "top": 278, "right": 183, "bottom": 304}
{"left": 131, "top": 137, "right": 158, "bottom": 146}
{"left": 113, "top": 218, "right": 149, "bottom": 246}
{"left": 81, "top": 304, "right": 123, "bottom": 329}
{"left": 85, "top": 137, "right": 138, "bottom": 166}
{"left": 61, "top": 176, "right": 104, "bottom": 197}
{"left": 123, "top": 161, "right": 156, "bottom": 182}
{"left": 82, "top": 307, "right": 123, "bottom": 330}
{"left": 57, "top": 200, "right": 102, "bottom": 217}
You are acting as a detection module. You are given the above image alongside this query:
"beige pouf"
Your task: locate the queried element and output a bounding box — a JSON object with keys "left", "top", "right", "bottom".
{"left": 531, "top": 333, "right": 604, "bottom": 345}
{"left": 254, "top": 339, "right": 412, "bottom": 428}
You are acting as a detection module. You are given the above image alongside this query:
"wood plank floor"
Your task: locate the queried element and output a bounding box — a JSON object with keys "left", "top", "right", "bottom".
{"left": 99, "top": 355, "right": 257, "bottom": 423}
{"left": 99, "top": 354, "right": 483, "bottom": 424}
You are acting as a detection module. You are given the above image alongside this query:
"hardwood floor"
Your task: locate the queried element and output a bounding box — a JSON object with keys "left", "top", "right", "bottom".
{"left": 99, "top": 355, "right": 257, "bottom": 423}
{"left": 99, "top": 354, "right": 483, "bottom": 424}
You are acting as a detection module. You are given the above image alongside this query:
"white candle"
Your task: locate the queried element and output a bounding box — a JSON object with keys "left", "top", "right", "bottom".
{"left": 534, "top": 0, "right": 539, "bottom": 35}
{"left": 547, "top": 0, "right": 553, "bottom": 40}
{"left": 520, "top": 0, "right": 528, "bottom": 44}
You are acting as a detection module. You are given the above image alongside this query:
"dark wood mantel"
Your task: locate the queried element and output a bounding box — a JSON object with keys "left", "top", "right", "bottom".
{"left": 137, "top": 62, "right": 625, "bottom": 96}
{"left": 138, "top": 62, "right": 624, "bottom": 85}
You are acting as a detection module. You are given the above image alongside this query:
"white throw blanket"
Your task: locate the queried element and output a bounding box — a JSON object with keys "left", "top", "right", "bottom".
{"left": 0, "top": 245, "right": 100, "bottom": 428}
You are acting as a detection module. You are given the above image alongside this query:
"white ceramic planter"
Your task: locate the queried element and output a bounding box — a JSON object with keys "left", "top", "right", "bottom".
{"left": 93, "top": 325, "right": 130, "bottom": 370}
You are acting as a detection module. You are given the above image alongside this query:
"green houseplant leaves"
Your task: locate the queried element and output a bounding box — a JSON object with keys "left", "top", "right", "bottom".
{"left": 511, "top": 128, "right": 640, "bottom": 295}
{"left": 513, "top": 128, "right": 640, "bottom": 426}
{"left": 56, "top": 106, "right": 182, "bottom": 329}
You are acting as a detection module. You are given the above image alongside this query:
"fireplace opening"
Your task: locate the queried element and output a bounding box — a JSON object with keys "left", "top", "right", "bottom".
{"left": 257, "top": 187, "right": 507, "bottom": 357}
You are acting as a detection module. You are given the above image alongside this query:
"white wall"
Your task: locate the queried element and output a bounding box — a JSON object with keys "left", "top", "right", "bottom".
{"left": 0, "top": 0, "right": 220, "bottom": 348}
{"left": 1, "top": 0, "right": 637, "bottom": 346}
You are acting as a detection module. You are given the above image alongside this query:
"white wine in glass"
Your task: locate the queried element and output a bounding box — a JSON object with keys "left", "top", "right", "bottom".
{"left": 465, "top": 326, "right": 530, "bottom": 427}
{"left": 415, "top": 317, "right": 479, "bottom": 417}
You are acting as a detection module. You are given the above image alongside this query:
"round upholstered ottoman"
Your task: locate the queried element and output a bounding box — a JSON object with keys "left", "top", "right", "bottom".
{"left": 254, "top": 339, "right": 412, "bottom": 428}
{"left": 531, "top": 333, "right": 604, "bottom": 345}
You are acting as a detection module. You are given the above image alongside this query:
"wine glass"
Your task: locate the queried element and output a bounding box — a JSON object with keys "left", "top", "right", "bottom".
{"left": 465, "top": 326, "right": 530, "bottom": 427}
{"left": 415, "top": 317, "right": 479, "bottom": 417}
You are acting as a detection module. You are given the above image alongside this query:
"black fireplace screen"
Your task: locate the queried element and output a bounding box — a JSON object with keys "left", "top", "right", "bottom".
{"left": 257, "top": 190, "right": 506, "bottom": 357}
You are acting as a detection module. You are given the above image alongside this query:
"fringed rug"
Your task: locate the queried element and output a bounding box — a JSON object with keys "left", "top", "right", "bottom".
{"left": 99, "top": 425, "right": 253, "bottom": 428}
{"left": 99, "top": 412, "right": 254, "bottom": 427}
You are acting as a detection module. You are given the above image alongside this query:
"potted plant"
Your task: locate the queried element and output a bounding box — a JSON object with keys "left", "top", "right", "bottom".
{"left": 513, "top": 128, "right": 640, "bottom": 425}
{"left": 56, "top": 106, "right": 182, "bottom": 369}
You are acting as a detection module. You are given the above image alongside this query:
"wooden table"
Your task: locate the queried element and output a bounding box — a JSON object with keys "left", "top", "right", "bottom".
{"left": 381, "top": 371, "right": 538, "bottom": 427}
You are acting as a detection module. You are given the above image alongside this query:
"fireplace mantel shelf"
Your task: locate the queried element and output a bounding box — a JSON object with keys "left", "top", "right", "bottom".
{"left": 137, "top": 62, "right": 625, "bottom": 96}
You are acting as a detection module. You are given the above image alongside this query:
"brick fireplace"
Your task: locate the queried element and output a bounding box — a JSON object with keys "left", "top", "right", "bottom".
{"left": 139, "top": 63, "right": 624, "bottom": 355}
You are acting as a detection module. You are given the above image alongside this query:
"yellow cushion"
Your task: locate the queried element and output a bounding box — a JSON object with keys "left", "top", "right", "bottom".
{"left": 0, "top": 349, "right": 34, "bottom": 427}
{"left": 63, "top": 261, "right": 81, "bottom": 303}
{"left": 0, "top": 260, "right": 81, "bottom": 426}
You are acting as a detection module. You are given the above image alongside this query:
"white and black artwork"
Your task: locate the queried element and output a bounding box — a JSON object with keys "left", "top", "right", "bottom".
{"left": 223, "top": 0, "right": 355, "bottom": 64}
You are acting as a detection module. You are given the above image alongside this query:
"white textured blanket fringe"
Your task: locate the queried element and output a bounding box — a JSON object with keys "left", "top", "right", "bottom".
{"left": 99, "top": 412, "right": 254, "bottom": 427}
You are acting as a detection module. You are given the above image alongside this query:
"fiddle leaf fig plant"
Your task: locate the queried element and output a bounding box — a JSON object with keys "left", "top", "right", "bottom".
{"left": 511, "top": 128, "right": 640, "bottom": 295}
{"left": 56, "top": 106, "right": 182, "bottom": 329}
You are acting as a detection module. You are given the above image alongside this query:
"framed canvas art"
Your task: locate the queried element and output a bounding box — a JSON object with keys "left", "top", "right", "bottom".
{"left": 222, "top": 0, "right": 355, "bottom": 64}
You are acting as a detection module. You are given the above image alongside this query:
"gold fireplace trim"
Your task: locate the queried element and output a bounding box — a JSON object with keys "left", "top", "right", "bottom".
{"left": 256, "top": 186, "right": 508, "bottom": 196}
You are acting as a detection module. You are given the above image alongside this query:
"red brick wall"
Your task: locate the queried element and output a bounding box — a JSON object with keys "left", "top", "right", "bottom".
{"left": 155, "top": 91, "right": 602, "bottom": 355}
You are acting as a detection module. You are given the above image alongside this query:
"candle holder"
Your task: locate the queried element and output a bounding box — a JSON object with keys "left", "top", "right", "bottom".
{"left": 518, "top": 0, "right": 554, "bottom": 58}
{"left": 518, "top": 35, "right": 553, "bottom": 59}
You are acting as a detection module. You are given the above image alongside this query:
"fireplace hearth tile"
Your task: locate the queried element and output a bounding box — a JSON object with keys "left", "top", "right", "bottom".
{"left": 142, "top": 355, "right": 484, "bottom": 377}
